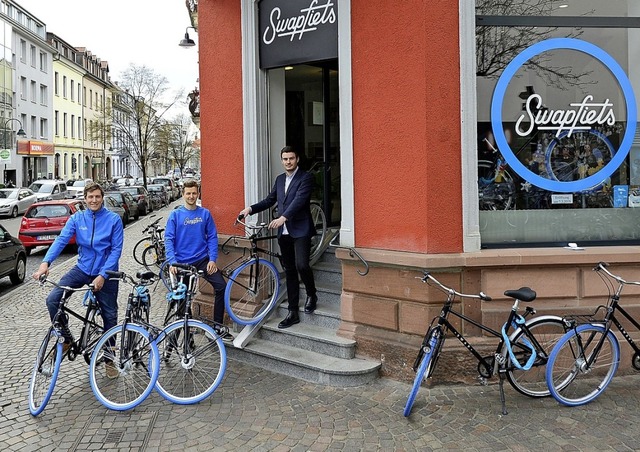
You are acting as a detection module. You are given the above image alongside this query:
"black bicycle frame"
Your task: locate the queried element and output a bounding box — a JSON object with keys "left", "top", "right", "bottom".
{"left": 431, "top": 297, "right": 547, "bottom": 375}
{"left": 54, "top": 295, "right": 102, "bottom": 359}
{"left": 574, "top": 295, "right": 640, "bottom": 368}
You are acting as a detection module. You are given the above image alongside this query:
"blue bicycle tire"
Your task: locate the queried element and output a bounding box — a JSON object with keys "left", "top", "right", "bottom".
{"left": 404, "top": 329, "right": 439, "bottom": 417}
{"left": 89, "top": 324, "right": 160, "bottom": 411}
{"left": 546, "top": 324, "right": 620, "bottom": 407}
{"left": 29, "top": 329, "right": 63, "bottom": 416}
{"left": 224, "top": 258, "right": 280, "bottom": 326}
{"left": 154, "top": 319, "right": 227, "bottom": 404}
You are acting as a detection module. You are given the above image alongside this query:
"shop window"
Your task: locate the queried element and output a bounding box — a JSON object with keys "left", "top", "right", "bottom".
{"left": 476, "top": 2, "right": 640, "bottom": 247}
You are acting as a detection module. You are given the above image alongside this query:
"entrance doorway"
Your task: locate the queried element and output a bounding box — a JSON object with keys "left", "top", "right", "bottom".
{"left": 280, "top": 63, "right": 340, "bottom": 226}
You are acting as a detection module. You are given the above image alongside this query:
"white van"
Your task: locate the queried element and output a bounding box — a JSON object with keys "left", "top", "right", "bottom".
{"left": 29, "top": 180, "right": 71, "bottom": 201}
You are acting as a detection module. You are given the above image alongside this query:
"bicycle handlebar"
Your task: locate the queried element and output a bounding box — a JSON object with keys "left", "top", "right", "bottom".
{"left": 421, "top": 271, "right": 492, "bottom": 301}
{"left": 39, "top": 276, "right": 95, "bottom": 293}
{"left": 594, "top": 261, "right": 640, "bottom": 286}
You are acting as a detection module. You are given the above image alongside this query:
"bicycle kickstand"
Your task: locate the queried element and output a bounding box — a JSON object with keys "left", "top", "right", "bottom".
{"left": 498, "top": 370, "right": 508, "bottom": 416}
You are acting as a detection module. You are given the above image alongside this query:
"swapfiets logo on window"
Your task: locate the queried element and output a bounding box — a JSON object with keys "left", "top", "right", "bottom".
{"left": 491, "top": 38, "right": 637, "bottom": 193}
{"left": 262, "top": 0, "right": 336, "bottom": 44}
{"left": 516, "top": 94, "right": 616, "bottom": 138}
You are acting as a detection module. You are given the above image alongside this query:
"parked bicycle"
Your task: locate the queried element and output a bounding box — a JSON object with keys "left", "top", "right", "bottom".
{"left": 545, "top": 262, "right": 640, "bottom": 407}
{"left": 132, "top": 216, "right": 166, "bottom": 271}
{"left": 219, "top": 216, "right": 282, "bottom": 326}
{"left": 88, "top": 270, "right": 161, "bottom": 411}
{"left": 404, "top": 271, "right": 566, "bottom": 416}
{"left": 28, "top": 277, "right": 104, "bottom": 416}
{"left": 154, "top": 263, "right": 227, "bottom": 404}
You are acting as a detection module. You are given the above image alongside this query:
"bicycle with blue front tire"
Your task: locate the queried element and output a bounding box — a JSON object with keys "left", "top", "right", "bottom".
{"left": 29, "top": 277, "right": 104, "bottom": 416}
{"left": 545, "top": 262, "right": 640, "bottom": 407}
{"left": 403, "top": 272, "right": 566, "bottom": 417}
{"left": 89, "top": 270, "right": 161, "bottom": 411}
{"left": 155, "top": 263, "right": 227, "bottom": 404}
{"left": 220, "top": 216, "right": 282, "bottom": 326}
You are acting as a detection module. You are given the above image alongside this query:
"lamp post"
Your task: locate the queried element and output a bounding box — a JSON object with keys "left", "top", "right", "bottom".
{"left": 179, "top": 26, "right": 197, "bottom": 47}
{"left": 2, "top": 118, "right": 27, "bottom": 186}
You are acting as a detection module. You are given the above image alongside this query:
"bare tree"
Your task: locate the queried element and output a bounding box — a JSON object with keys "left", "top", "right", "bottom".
{"left": 93, "top": 64, "right": 183, "bottom": 186}
{"left": 476, "top": 0, "right": 594, "bottom": 91}
{"left": 155, "top": 115, "right": 198, "bottom": 179}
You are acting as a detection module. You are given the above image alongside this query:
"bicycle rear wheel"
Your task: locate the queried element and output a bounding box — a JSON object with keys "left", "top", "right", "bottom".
{"left": 546, "top": 324, "right": 620, "bottom": 407}
{"left": 89, "top": 324, "right": 160, "bottom": 411}
{"left": 155, "top": 320, "right": 227, "bottom": 404}
{"left": 404, "top": 327, "right": 442, "bottom": 417}
{"left": 29, "top": 328, "right": 63, "bottom": 416}
{"left": 80, "top": 306, "right": 103, "bottom": 365}
{"left": 309, "top": 202, "right": 327, "bottom": 261}
{"left": 224, "top": 258, "right": 280, "bottom": 326}
{"left": 506, "top": 316, "right": 565, "bottom": 398}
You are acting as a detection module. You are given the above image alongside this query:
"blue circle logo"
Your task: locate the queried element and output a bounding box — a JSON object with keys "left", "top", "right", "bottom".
{"left": 490, "top": 38, "right": 637, "bottom": 193}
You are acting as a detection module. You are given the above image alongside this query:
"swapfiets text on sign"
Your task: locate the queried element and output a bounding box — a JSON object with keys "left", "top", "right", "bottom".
{"left": 515, "top": 94, "right": 616, "bottom": 138}
{"left": 262, "top": 0, "right": 336, "bottom": 44}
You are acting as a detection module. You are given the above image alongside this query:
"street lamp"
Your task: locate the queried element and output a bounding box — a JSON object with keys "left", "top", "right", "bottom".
{"left": 179, "top": 26, "right": 197, "bottom": 48}
{"left": 2, "top": 118, "right": 26, "bottom": 186}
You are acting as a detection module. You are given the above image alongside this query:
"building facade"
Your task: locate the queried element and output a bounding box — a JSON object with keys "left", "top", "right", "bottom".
{"left": 47, "top": 33, "right": 85, "bottom": 182}
{"left": 1, "top": 0, "right": 54, "bottom": 187}
{"left": 196, "top": 1, "right": 640, "bottom": 380}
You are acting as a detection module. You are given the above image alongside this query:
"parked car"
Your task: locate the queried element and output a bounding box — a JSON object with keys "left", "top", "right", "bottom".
{"left": 116, "top": 177, "right": 136, "bottom": 187}
{"left": 120, "top": 185, "right": 152, "bottom": 216}
{"left": 105, "top": 190, "right": 139, "bottom": 224}
{"left": 151, "top": 177, "right": 180, "bottom": 202}
{"left": 103, "top": 196, "right": 126, "bottom": 224}
{"left": 18, "top": 199, "right": 85, "bottom": 255}
{"left": 28, "top": 180, "right": 70, "bottom": 202}
{"left": 67, "top": 179, "right": 93, "bottom": 199}
{"left": 0, "top": 223, "right": 27, "bottom": 285}
{"left": 147, "top": 184, "right": 169, "bottom": 209}
{"left": 0, "top": 188, "right": 38, "bottom": 218}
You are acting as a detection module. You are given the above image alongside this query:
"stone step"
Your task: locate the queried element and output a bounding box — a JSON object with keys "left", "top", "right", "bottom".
{"left": 275, "top": 299, "right": 341, "bottom": 329}
{"left": 260, "top": 317, "right": 356, "bottom": 359}
{"left": 226, "top": 339, "right": 381, "bottom": 387}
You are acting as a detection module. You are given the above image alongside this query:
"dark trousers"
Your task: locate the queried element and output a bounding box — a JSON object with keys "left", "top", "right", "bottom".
{"left": 278, "top": 234, "right": 316, "bottom": 311}
{"left": 46, "top": 265, "right": 119, "bottom": 334}
{"left": 191, "top": 257, "right": 227, "bottom": 325}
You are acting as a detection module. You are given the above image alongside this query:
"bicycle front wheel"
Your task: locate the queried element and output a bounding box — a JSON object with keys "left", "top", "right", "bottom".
{"left": 403, "top": 327, "right": 441, "bottom": 417}
{"left": 133, "top": 237, "right": 154, "bottom": 265}
{"left": 89, "top": 324, "right": 160, "bottom": 411}
{"left": 224, "top": 258, "right": 280, "bottom": 326}
{"left": 506, "top": 316, "right": 566, "bottom": 398}
{"left": 155, "top": 320, "right": 227, "bottom": 404}
{"left": 546, "top": 324, "right": 620, "bottom": 407}
{"left": 29, "top": 328, "right": 63, "bottom": 416}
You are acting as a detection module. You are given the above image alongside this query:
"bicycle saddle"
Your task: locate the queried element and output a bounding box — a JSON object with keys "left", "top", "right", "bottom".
{"left": 503, "top": 287, "right": 536, "bottom": 302}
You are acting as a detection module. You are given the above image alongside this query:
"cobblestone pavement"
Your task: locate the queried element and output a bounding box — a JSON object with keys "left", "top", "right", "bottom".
{"left": 2, "top": 205, "right": 640, "bottom": 451}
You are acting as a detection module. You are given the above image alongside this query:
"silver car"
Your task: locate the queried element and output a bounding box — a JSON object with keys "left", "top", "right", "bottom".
{"left": 0, "top": 188, "right": 38, "bottom": 218}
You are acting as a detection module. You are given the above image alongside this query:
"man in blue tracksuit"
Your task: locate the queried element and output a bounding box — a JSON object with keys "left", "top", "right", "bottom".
{"left": 32, "top": 182, "right": 123, "bottom": 376}
{"left": 164, "top": 179, "right": 233, "bottom": 342}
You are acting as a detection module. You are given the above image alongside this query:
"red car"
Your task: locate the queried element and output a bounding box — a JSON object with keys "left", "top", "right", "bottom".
{"left": 18, "top": 199, "right": 86, "bottom": 255}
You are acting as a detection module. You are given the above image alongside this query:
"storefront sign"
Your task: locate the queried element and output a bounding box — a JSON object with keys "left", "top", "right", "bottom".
{"left": 259, "top": 0, "right": 338, "bottom": 69}
{"left": 16, "top": 140, "right": 54, "bottom": 156}
{"left": 491, "top": 38, "right": 637, "bottom": 193}
{"left": 0, "top": 149, "right": 10, "bottom": 164}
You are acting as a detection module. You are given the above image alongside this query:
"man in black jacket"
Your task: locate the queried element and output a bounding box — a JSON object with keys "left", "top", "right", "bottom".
{"left": 239, "top": 146, "right": 317, "bottom": 328}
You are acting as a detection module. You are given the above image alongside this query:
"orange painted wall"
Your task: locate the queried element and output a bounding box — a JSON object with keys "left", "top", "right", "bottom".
{"left": 198, "top": 0, "right": 245, "bottom": 235}
{"left": 351, "top": 0, "right": 463, "bottom": 253}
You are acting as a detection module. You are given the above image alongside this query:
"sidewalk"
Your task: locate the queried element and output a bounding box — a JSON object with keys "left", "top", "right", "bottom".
{"left": 1, "top": 205, "right": 639, "bottom": 451}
